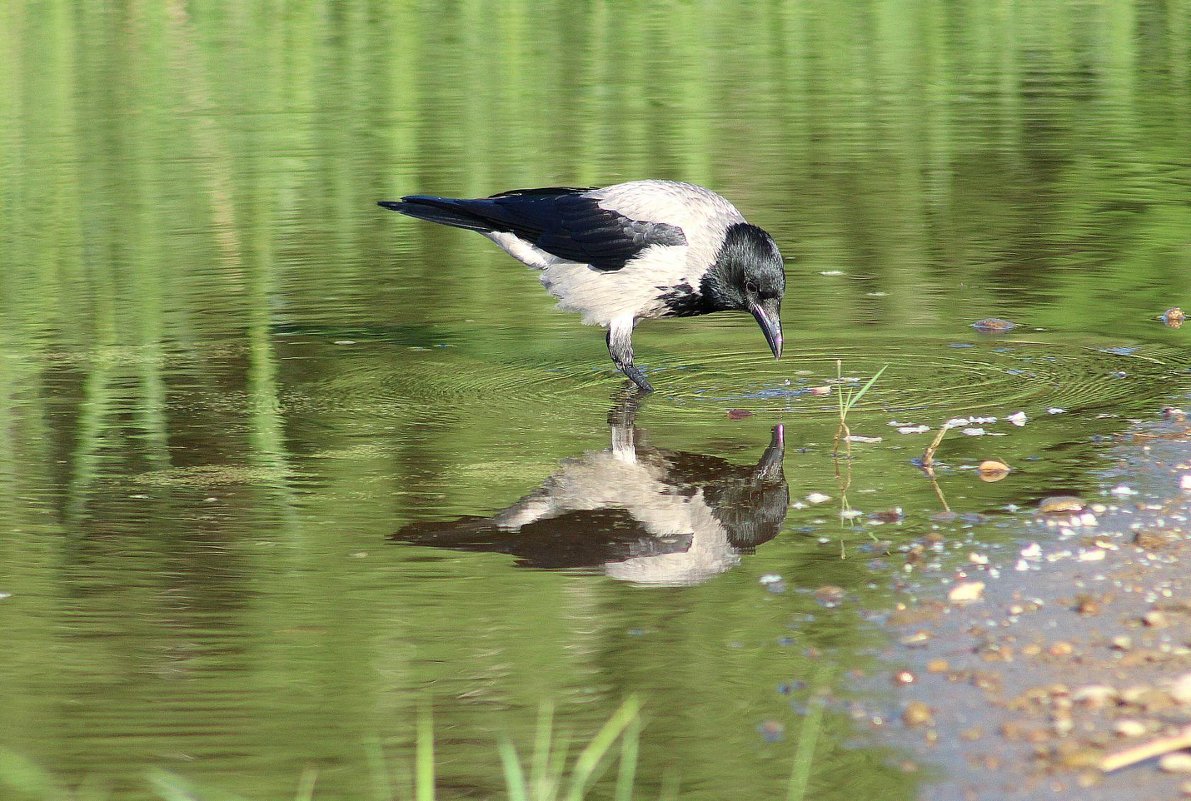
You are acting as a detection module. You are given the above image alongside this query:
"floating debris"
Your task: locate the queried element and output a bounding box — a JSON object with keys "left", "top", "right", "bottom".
{"left": 809, "top": 386, "right": 832, "bottom": 396}
{"left": 898, "top": 425, "right": 930, "bottom": 434}
{"left": 1007, "top": 411, "right": 1028, "bottom": 427}
{"left": 961, "top": 427, "right": 987, "bottom": 437}
{"left": 805, "top": 492, "right": 832, "bottom": 505}
{"left": 971, "top": 318, "right": 1017, "bottom": 333}
{"left": 1109, "top": 484, "right": 1138, "bottom": 497}
{"left": 845, "top": 435, "right": 883, "bottom": 444}
{"left": 819, "top": 270, "right": 845, "bottom": 276}
{"left": 1161, "top": 307, "right": 1186, "bottom": 328}
{"left": 726, "top": 409, "right": 754, "bottom": 420}
{"left": 1180, "top": 474, "right": 1191, "bottom": 492}
{"left": 1047, "top": 407, "right": 1066, "bottom": 415}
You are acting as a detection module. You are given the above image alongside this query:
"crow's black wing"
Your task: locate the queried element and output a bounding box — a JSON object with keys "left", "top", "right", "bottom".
{"left": 386, "top": 187, "right": 687, "bottom": 271}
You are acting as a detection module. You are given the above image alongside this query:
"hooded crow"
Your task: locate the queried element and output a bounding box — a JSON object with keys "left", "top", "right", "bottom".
{"left": 378, "top": 180, "right": 786, "bottom": 392}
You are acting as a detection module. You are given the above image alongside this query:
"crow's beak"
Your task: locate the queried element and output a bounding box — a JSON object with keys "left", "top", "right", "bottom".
{"left": 750, "top": 299, "right": 783, "bottom": 359}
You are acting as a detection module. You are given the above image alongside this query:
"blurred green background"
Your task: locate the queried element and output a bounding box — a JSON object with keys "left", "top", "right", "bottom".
{"left": 1, "top": 1, "right": 1190, "bottom": 799}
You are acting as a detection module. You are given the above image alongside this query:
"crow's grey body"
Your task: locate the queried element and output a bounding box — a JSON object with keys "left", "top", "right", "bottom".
{"left": 379, "top": 180, "right": 786, "bottom": 392}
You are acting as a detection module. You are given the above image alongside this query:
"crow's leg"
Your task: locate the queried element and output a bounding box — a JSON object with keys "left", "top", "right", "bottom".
{"left": 606, "top": 319, "right": 653, "bottom": 393}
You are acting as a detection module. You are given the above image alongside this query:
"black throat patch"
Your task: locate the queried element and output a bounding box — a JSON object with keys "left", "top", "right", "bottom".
{"left": 657, "top": 281, "right": 716, "bottom": 318}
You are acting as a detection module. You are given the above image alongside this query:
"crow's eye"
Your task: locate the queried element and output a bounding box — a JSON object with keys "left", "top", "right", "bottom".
{"left": 745, "top": 281, "right": 758, "bottom": 294}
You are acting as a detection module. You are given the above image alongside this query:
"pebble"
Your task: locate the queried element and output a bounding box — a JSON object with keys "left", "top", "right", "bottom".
{"left": 948, "top": 581, "right": 985, "bottom": 604}
{"left": 1112, "top": 719, "right": 1147, "bottom": 738}
{"left": 1170, "top": 673, "right": 1191, "bottom": 705}
{"left": 1039, "top": 496, "right": 1085, "bottom": 514}
{"left": 971, "top": 318, "right": 1016, "bottom": 333}
{"left": 1160, "top": 753, "right": 1191, "bottom": 773}
{"left": 1181, "top": 474, "right": 1191, "bottom": 492}
{"left": 902, "top": 701, "right": 935, "bottom": 728}
{"left": 757, "top": 720, "right": 786, "bottom": 743}
{"left": 1162, "top": 307, "right": 1186, "bottom": 328}
{"left": 1072, "top": 685, "right": 1117, "bottom": 709}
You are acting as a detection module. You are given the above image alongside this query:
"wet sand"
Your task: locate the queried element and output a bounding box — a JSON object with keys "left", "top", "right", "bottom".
{"left": 866, "top": 407, "right": 1191, "bottom": 799}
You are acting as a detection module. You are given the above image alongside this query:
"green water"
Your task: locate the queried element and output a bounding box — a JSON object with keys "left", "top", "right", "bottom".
{"left": 2, "top": 1, "right": 1191, "bottom": 799}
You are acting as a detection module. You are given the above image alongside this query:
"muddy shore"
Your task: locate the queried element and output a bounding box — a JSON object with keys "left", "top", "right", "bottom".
{"left": 855, "top": 406, "right": 1191, "bottom": 800}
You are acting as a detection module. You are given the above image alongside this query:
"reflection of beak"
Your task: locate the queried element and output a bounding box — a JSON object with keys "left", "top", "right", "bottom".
{"left": 756, "top": 424, "right": 786, "bottom": 480}
{"left": 749, "top": 299, "right": 783, "bottom": 359}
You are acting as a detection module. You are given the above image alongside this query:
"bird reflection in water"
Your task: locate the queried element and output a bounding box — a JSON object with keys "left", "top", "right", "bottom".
{"left": 392, "top": 396, "right": 789, "bottom": 586}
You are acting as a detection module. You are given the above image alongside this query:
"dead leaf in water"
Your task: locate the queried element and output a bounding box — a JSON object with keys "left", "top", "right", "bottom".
{"left": 978, "top": 459, "right": 1011, "bottom": 482}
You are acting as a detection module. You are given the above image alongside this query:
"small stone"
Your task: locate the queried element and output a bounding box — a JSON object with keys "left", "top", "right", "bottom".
{"left": 1160, "top": 753, "right": 1191, "bottom": 773}
{"left": 1072, "top": 685, "right": 1118, "bottom": 709}
{"left": 1134, "top": 529, "right": 1172, "bottom": 550}
{"left": 1143, "top": 610, "right": 1169, "bottom": 628}
{"left": 972, "top": 318, "right": 1016, "bottom": 333}
{"left": 1170, "top": 673, "right": 1191, "bottom": 705}
{"left": 814, "top": 586, "right": 845, "bottom": 608}
{"left": 1049, "top": 641, "right": 1074, "bottom": 657}
{"left": 901, "top": 631, "right": 933, "bottom": 648}
{"left": 1039, "top": 496, "right": 1085, "bottom": 514}
{"left": 1181, "top": 474, "right": 1191, "bottom": 492}
{"left": 757, "top": 720, "right": 785, "bottom": 743}
{"left": 1162, "top": 307, "right": 1186, "bottom": 328}
{"left": 902, "top": 701, "right": 934, "bottom": 728}
{"left": 893, "top": 669, "right": 916, "bottom": 686}
{"left": 1113, "top": 719, "right": 1147, "bottom": 738}
{"left": 1110, "top": 636, "right": 1132, "bottom": 651}
{"left": 926, "top": 659, "right": 950, "bottom": 673}
{"left": 948, "top": 581, "right": 985, "bottom": 604}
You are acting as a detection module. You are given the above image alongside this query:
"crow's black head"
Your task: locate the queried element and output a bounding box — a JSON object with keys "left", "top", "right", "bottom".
{"left": 703, "top": 223, "right": 786, "bottom": 358}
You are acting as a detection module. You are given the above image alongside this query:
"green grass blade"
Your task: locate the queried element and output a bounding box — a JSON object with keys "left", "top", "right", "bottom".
{"left": 0, "top": 750, "right": 58, "bottom": 798}
{"left": 147, "top": 770, "right": 204, "bottom": 801}
{"left": 786, "top": 664, "right": 832, "bottom": 801}
{"left": 565, "top": 697, "right": 642, "bottom": 801}
{"left": 364, "top": 737, "right": 393, "bottom": 801}
{"left": 295, "top": 767, "right": 318, "bottom": 801}
{"left": 498, "top": 738, "right": 529, "bottom": 801}
{"left": 843, "top": 364, "right": 887, "bottom": 412}
{"left": 613, "top": 713, "right": 641, "bottom": 801}
{"left": 530, "top": 702, "right": 555, "bottom": 798}
{"left": 416, "top": 703, "right": 435, "bottom": 801}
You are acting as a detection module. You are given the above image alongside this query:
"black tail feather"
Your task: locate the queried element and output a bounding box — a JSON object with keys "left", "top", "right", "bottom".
{"left": 376, "top": 196, "right": 496, "bottom": 233}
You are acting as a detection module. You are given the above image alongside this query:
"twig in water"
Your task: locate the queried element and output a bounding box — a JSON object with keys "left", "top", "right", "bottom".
{"left": 921, "top": 425, "right": 949, "bottom": 478}
{"left": 1100, "top": 725, "right": 1191, "bottom": 773}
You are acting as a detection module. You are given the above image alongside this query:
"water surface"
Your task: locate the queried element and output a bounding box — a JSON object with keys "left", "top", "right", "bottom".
{"left": 2, "top": 2, "right": 1191, "bottom": 799}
